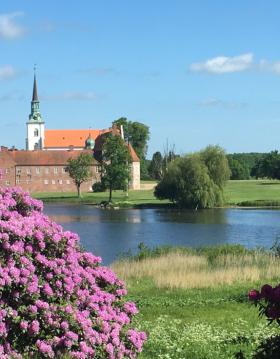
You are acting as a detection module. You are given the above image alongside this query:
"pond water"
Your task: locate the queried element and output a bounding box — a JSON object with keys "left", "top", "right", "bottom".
{"left": 44, "top": 204, "right": 280, "bottom": 265}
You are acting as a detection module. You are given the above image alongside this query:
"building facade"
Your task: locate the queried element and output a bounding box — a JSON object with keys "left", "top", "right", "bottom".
{"left": 0, "top": 73, "right": 141, "bottom": 192}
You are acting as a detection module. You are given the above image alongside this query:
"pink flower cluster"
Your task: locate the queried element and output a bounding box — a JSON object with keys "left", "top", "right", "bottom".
{"left": 0, "top": 187, "right": 146, "bottom": 358}
{"left": 249, "top": 284, "right": 280, "bottom": 321}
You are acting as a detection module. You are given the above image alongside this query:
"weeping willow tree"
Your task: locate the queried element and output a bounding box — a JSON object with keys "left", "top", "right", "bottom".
{"left": 154, "top": 145, "right": 230, "bottom": 209}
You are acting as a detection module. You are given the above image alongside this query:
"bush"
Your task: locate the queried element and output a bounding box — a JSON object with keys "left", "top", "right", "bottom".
{"left": 154, "top": 145, "right": 230, "bottom": 209}
{"left": 92, "top": 181, "right": 106, "bottom": 193}
{"left": 0, "top": 187, "right": 146, "bottom": 358}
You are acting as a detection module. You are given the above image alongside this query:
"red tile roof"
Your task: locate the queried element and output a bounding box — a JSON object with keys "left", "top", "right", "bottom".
{"left": 128, "top": 143, "right": 140, "bottom": 162}
{"left": 44, "top": 129, "right": 111, "bottom": 149}
{"left": 9, "top": 150, "right": 97, "bottom": 166}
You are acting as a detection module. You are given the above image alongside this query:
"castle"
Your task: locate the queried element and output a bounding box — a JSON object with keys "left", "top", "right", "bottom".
{"left": 0, "top": 73, "right": 140, "bottom": 192}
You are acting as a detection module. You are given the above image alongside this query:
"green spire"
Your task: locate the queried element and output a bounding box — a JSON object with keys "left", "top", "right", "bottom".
{"left": 29, "top": 65, "right": 43, "bottom": 123}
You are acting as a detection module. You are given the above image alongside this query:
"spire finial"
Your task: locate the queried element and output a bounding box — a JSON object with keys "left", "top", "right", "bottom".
{"left": 32, "top": 65, "right": 39, "bottom": 102}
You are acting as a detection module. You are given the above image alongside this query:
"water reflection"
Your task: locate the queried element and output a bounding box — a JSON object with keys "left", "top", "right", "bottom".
{"left": 44, "top": 204, "right": 280, "bottom": 265}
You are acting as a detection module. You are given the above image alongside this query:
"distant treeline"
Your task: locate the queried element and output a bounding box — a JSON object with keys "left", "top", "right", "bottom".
{"left": 148, "top": 150, "right": 280, "bottom": 181}
{"left": 226, "top": 152, "right": 264, "bottom": 180}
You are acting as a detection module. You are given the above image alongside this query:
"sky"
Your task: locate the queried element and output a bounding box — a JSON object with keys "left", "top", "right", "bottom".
{"left": 1, "top": 1, "right": 280, "bottom": 158}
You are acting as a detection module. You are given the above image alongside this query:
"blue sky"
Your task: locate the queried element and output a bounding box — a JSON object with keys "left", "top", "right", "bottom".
{"left": 1, "top": 1, "right": 280, "bottom": 157}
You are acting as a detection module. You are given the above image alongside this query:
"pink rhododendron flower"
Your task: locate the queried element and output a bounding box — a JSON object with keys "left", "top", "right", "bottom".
{"left": 0, "top": 187, "right": 146, "bottom": 357}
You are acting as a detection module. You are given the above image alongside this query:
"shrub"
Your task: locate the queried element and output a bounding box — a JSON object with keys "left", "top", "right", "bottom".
{"left": 0, "top": 187, "right": 146, "bottom": 358}
{"left": 92, "top": 181, "right": 106, "bottom": 193}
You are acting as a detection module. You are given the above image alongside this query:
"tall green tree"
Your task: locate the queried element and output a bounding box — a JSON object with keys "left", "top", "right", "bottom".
{"left": 154, "top": 145, "right": 230, "bottom": 209}
{"left": 252, "top": 151, "right": 280, "bottom": 179}
{"left": 200, "top": 145, "right": 231, "bottom": 188}
{"left": 155, "top": 155, "right": 222, "bottom": 209}
{"left": 113, "top": 117, "right": 150, "bottom": 178}
{"left": 66, "top": 152, "right": 93, "bottom": 197}
{"left": 148, "top": 151, "right": 163, "bottom": 180}
{"left": 101, "top": 134, "right": 131, "bottom": 202}
{"left": 227, "top": 156, "right": 250, "bottom": 180}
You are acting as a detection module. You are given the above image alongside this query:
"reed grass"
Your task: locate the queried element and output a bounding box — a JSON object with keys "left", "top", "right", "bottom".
{"left": 112, "top": 251, "right": 280, "bottom": 289}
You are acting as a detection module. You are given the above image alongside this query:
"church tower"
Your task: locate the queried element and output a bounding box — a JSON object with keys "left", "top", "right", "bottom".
{"left": 26, "top": 68, "right": 45, "bottom": 150}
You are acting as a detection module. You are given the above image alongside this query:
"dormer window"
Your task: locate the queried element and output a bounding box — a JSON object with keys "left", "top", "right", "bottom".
{"left": 34, "top": 129, "right": 39, "bottom": 137}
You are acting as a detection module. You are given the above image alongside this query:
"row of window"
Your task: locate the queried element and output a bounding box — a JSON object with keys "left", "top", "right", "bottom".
{"left": 16, "top": 167, "right": 67, "bottom": 175}
{"left": 15, "top": 179, "right": 72, "bottom": 185}
{"left": 14, "top": 166, "right": 101, "bottom": 175}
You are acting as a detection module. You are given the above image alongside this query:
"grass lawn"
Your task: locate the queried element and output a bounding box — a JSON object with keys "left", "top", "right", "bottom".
{"left": 34, "top": 179, "right": 280, "bottom": 207}
{"left": 112, "top": 246, "right": 280, "bottom": 358}
{"left": 224, "top": 179, "right": 280, "bottom": 206}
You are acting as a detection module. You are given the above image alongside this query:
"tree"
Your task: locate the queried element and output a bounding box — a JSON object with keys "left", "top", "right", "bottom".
{"left": 227, "top": 156, "right": 250, "bottom": 180}
{"left": 155, "top": 155, "right": 222, "bottom": 208}
{"left": 148, "top": 151, "right": 163, "bottom": 180}
{"left": 251, "top": 151, "right": 280, "bottom": 179}
{"left": 113, "top": 118, "right": 150, "bottom": 178}
{"left": 101, "top": 134, "right": 131, "bottom": 202}
{"left": 200, "top": 145, "right": 231, "bottom": 188}
{"left": 154, "top": 145, "right": 230, "bottom": 209}
{"left": 66, "top": 152, "right": 93, "bottom": 197}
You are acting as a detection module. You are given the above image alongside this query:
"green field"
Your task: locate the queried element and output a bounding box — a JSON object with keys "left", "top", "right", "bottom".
{"left": 34, "top": 179, "right": 280, "bottom": 207}
{"left": 224, "top": 179, "right": 280, "bottom": 206}
{"left": 112, "top": 246, "right": 280, "bottom": 358}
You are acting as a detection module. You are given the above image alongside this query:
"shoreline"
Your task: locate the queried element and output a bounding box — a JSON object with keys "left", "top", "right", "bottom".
{"left": 38, "top": 197, "right": 280, "bottom": 210}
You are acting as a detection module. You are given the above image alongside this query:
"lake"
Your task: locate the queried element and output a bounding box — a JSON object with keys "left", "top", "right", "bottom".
{"left": 44, "top": 204, "right": 280, "bottom": 265}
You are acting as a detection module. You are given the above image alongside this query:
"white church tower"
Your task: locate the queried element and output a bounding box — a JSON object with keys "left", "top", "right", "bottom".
{"left": 26, "top": 69, "right": 45, "bottom": 150}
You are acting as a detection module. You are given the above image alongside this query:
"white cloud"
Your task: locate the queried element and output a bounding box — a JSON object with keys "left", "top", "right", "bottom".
{"left": 259, "top": 59, "right": 280, "bottom": 74}
{"left": 42, "top": 91, "right": 97, "bottom": 101}
{"left": 199, "top": 97, "right": 247, "bottom": 109}
{"left": 62, "top": 92, "right": 97, "bottom": 100}
{"left": 0, "top": 12, "right": 26, "bottom": 39}
{"left": 190, "top": 53, "right": 253, "bottom": 74}
{"left": 0, "top": 65, "right": 17, "bottom": 80}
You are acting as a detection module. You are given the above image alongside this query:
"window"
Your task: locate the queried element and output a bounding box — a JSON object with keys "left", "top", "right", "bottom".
{"left": 5, "top": 181, "right": 10, "bottom": 186}
{"left": 16, "top": 168, "right": 21, "bottom": 175}
{"left": 5, "top": 169, "right": 10, "bottom": 174}
{"left": 62, "top": 167, "right": 66, "bottom": 174}
{"left": 16, "top": 179, "right": 20, "bottom": 184}
{"left": 58, "top": 179, "right": 63, "bottom": 185}
{"left": 34, "top": 129, "right": 39, "bottom": 137}
{"left": 51, "top": 180, "right": 55, "bottom": 185}
{"left": 44, "top": 179, "right": 49, "bottom": 185}
{"left": 66, "top": 180, "right": 70, "bottom": 185}
{"left": 35, "top": 167, "right": 40, "bottom": 174}
{"left": 26, "top": 168, "right": 31, "bottom": 174}
{"left": 54, "top": 167, "right": 58, "bottom": 174}
{"left": 96, "top": 165, "right": 102, "bottom": 173}
{"left": 45, "top": 168, "right": 49, "bottom": 174}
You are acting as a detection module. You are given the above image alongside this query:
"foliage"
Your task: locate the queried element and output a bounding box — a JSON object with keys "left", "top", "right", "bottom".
{"left": 227, "top": 156, "right": 250, "bottom": 180}
{"left": 113, "top": 118, "right": 150, "bottom": 178}
{"left": 226, "top": 153, "right": 264, "bottom": 178}
{"left": 124, "top": 243, "right": 251, "bottom": 262}
{"left": 66, "top": 153, "right": 93, "bottom": 198}
{"left": 136, "top": 315, "right": 279, "bottom": 359}
{"left": 252, "top": 151, "right": 280, "bottom": 179}
{"left": 154, "top": 145, "right": 230, "bottom": 208}
{"left": 200, "top": 145, "right": 231, "bottom": 188}
{"left": 117, "top": 263, "right": 280, "bottom": 359}
{"left": 101, "top": 134, "right": 131, "bottom": 202}
{"left": 148, "top": 151, "right": 163, "bottom": 180}
{"left": 91, "top": 181, "right": 106, "bottom": 193}
{"left": 249, "top": 281, "right": 280, "bottom": 357}
{"left": 0, "top": 187, "right": 146, "bottom": 358}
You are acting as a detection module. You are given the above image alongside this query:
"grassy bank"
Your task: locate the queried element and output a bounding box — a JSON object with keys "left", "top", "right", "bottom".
{"left": 224, "top": 179, "right": 280, "bottom": 206}
{"left": 112, "top": 245, "right": 280, "bottom": 358}
{"left": 34, "top": 179, "right": 280, "bottom": 208}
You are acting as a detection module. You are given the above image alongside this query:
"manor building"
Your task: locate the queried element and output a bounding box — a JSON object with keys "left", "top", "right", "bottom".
{"left": 0, "top": 74, "right": 140, "bottom": 192}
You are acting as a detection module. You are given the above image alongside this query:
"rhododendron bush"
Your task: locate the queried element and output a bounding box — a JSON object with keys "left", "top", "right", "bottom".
{"left": 0, "top": 187, "right": 146, "bottom": 358}
{"left": 249, "top": 284, "right": 280, "bottom": 323}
